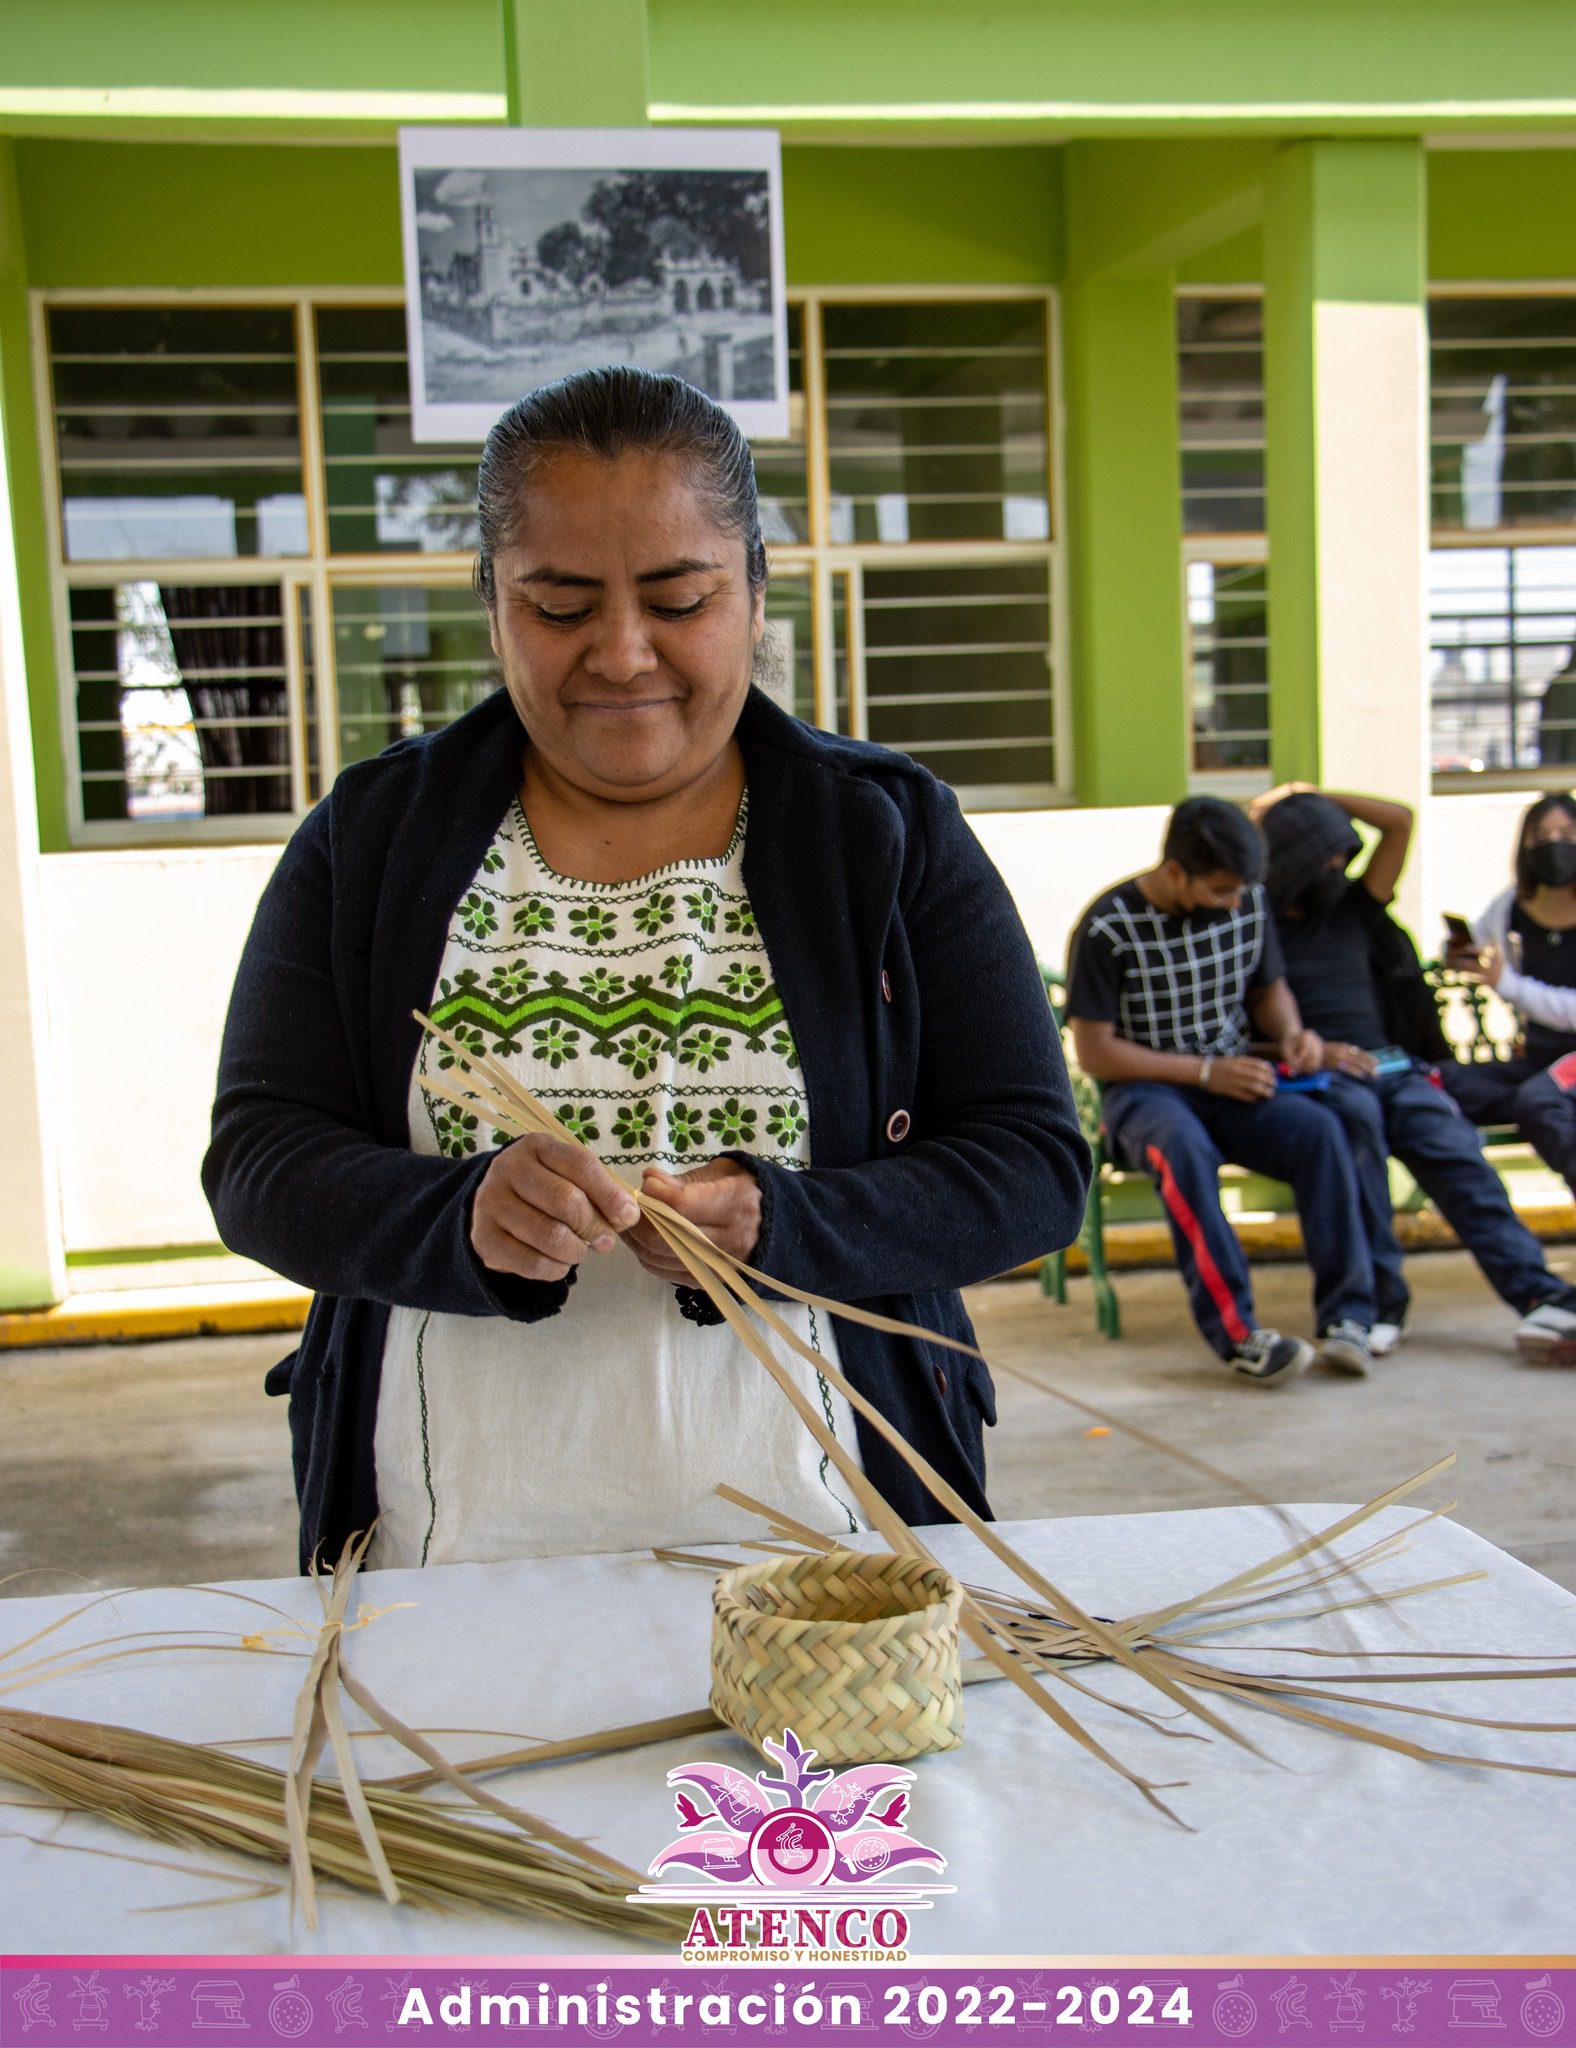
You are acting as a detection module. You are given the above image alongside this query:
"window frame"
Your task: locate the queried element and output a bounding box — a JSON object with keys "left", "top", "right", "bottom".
{"left": 34, "top": 283, "right": 1067, "bottom": 845}
{"left": 1181, "top": 533, "right": 1272, "bottom": 798}
{"left": 1176, "top": 281, "right": 1576, "bottom": 795}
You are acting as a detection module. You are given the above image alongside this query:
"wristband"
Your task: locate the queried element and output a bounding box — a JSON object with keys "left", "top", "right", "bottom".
{"left": 1197, "top": 1056, "right": 1213, "bottom": 1091}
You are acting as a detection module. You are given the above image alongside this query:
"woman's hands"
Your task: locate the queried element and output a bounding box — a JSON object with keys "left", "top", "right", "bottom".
{"left": 471, "top": 1139, "right": 765, "bottom": 1288}
{"left": 624, "top": 1158, "right": 763, "bottom": 1282}
{"left": 471, "top": 1133, "right": 640, "bottom": 1282}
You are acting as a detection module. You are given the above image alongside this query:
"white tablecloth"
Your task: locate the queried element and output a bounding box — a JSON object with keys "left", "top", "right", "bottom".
{"left": 1, "top": 1508, "right": 1572, "bottom": 1957}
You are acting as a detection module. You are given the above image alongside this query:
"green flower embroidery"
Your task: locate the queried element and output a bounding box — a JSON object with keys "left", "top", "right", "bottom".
{"left": 723, "top": 902, "right": 757, "bottom": 936}
{"left": 707, "top": 1097, "right": 757, "bottom": 1147}
{"left": 555, "top": 1103, "right": 601, "bottom": 1145}
{"left": 433, "top": 1104, "right": 479, "bottom": 1156}
{"left": 667, "top": 1102, "right": 705, "bottom": 1155}
{"left": 722, "top": 961, "right": 766, "bottom": 1000}
{"left": 481, "top": 845, "right": 505, "bottom": 875}
{"left": 684, "top": 883, "right": 718, "bottom": 934}
{"left": 513, "top": 896, "right": 555, "bottom": 937}
{"left": 579, "top": 966, "right": 626, "bottom": 1001}
{"left": 770, "top": 1025, "right": 800, "bottom": 1070}
{"left": 458, "top": 892, "right": 498, "bottom": 941}
{"left": 434, "top": 1022, "right": 486, "bottom": 1071}
{"left": 634, "top": 890, "right": 676, "bottom": 937}
{"left": 767, "top": 1101, "right": 808, "bottom": 1150}
{"left": 568, "top": 903, "right": 618, "bottom": 947}
{"left": 679, "top": 1026, "right": 730, "bottom": 1073}
{"left": 488, "top": 960, "right": 536, "bottom": 1003}
{"left": 661, "top": 952, "right": 694, "bottom": 993}
{"left": 532, "top": 1021, "right": 580, "bottom": 1070}
{"left": 612, "top": 1100, "right": 657, "bottom": 1151}
{"left": 617, "top": 1027, "right": 667, "bottom": 1080}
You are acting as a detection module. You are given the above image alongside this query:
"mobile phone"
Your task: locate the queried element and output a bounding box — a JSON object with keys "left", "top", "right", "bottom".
{"left": 1443, "top": 912, "right": 1474, "bottom": 946}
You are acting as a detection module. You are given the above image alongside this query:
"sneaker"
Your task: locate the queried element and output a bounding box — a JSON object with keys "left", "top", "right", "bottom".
{"left": 1369, "top": 1321, "right": 1404, "bottom": 1357}
{"left": 1227, "top": 1328, "right": 1315, "bottom": 1387}
{"left": 1317, "top": 1320, "right": 1373, "bottom": 1377}
{"left": 1515, "top": 1299, "right": 1576, "bottom": 1366}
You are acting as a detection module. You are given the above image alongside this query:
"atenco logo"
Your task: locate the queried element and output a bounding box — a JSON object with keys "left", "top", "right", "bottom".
{"left": 627, "top": 1727, "right": 953, "bottom": 1961}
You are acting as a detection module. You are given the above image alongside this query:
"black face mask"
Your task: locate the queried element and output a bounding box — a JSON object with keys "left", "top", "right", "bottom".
{"left": 1299, "top": 867, "right": 1349, "bottom": 915}
{"left": 1527, "top": 840, "right": 1576, "bottom": 889}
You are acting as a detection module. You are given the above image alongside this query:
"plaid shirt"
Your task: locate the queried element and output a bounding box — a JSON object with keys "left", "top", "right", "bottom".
{"left": 1066, "top": 879, "right": 1284, "bottom": 1058}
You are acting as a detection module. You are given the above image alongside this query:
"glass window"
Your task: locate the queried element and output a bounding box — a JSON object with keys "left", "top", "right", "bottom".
{"left": 1430, "top": 297, "right": 1576, "bottom": 533}
{"left": 823, "top": 301, "right": 1050, "bottom": 544}
{"left": 316, "top": 305, "right": 480, "bottom": 556}
{"left": 859, "top": 559, "right": 1055, "bottom": 794}
{"left": 332, "top": 584, "right": 496, "bottom": 770}
{"left": 69, "top": 580, "right": 292, "bottom": 821}
{"left": 1187, "top": 560, "right": 1270, "bottom": 771}
{"left": 47, "top": 291, "right": 1063, "bottom": 835}
{"left": 1430, "top": 546, "right": 1576, "bottom": 775}
{"left": 753, "top": 304, "right": 809, "bottom": 543}
{"left": 1177, "top": 295, "right": 1265, "bottom": 536}
{"left": 49, "top": 307, "right": 305, "bottom": 562}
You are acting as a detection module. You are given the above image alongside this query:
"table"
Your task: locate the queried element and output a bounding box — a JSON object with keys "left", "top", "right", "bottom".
{"left": 1, "top": 1508, "right": 1572, "bottom": 1957}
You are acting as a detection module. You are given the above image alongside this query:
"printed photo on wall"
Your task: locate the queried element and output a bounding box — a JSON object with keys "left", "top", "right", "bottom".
{"left": 398, "top": 126, "right": 789, "bottom": 443}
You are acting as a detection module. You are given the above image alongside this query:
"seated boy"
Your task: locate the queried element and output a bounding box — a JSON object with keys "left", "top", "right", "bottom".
{"left": 1256, "top": 783, "right": 1576, "bottom": 1365}
{"left": 1066, "top": 797, "right": 1377, "bottom": 1386}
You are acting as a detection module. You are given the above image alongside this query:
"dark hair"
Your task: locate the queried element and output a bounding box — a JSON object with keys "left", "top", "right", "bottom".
{"left": 1514, "top": 791, "right": 1576, "bottom": 900}
{"left": 472, "top": 366, "right": 767, "bottom": 611}
{"left": 1163, "top": 796, "right": 1264, "bottom": 885}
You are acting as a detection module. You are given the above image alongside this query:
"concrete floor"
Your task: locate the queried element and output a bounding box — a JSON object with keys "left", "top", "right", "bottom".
{"left": 1, "top": 1245, "right": 1573, "bottom": 1597}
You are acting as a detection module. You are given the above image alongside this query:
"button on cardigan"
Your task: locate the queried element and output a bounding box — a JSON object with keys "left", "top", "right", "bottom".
{"left": 203, "top": 686, "right": 1091, "bottom": 1570}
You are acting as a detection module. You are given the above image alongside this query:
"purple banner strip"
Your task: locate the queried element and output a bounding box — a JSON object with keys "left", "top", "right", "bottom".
{"left": 4, "top": 1962, "right": 1574, "bottom": 2048}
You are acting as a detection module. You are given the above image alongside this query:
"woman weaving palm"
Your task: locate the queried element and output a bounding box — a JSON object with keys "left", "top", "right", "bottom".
{"left": 205, "top": 368, "right": 1088, "bottom": 1570}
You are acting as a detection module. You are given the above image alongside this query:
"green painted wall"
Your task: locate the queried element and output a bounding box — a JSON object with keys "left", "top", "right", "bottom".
{"left": 15, "top": 139, "right": 1060, "bottom": 292}
{"left": 1179, "top": 150, "right": 1576, "bottom": 284}
{"left": 4, "top": 0, "right": 1574, "bottom": 135}
{"left": 1428, "top": 152, "right": 1576, "bottom": 279}
{"left": 0, "top": 143, "right": 65, "bottom": 849}
{"left": 650, "top": 0, "right": 1576, "bottom": 129}
{"left": 0, "top": 0, "right": 500, "bottom": 98}
{"left": 783, "top": 149, "right": 1060, "bottom": 284}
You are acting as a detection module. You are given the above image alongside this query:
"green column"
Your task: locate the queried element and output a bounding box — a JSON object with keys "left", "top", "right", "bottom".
{"left": 1062, "top": 268, "right": 1190, "bottom": 805}
{"left": 503, "top": 0, "right": 650, "bottom": 126}
{"left": 0, "top": 139, "right": 67, "bottom": 1307}
{"left": 1264, "top": 140, "right": 1428, "bottom": 803}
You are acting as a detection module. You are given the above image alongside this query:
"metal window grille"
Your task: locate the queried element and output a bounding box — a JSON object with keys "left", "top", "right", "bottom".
{"left": 42, "top": 289, "right": 1063, "bottom": 839}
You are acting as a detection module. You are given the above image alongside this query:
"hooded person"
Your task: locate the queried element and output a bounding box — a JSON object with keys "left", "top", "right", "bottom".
{"left": 1256, "top": 782, "right": 1576, "bottom": 1368}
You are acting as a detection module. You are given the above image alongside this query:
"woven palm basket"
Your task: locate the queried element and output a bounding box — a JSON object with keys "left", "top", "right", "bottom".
{"left": 709, "top": 1548, "right": 964, "bottom": 1764}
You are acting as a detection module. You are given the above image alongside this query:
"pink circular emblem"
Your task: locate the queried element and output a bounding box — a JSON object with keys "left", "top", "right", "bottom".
{"left": 748, "top": 1808, "right": 838, "bottom": 1887}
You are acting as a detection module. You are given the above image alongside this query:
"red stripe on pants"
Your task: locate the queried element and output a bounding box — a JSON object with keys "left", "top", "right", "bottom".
{"left": 1146, "top": 1141, "right": 1251, "bottom": 1346}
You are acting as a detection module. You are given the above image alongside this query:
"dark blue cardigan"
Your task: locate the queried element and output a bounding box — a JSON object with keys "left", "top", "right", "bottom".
{"left": 203, "top": 687, "right": 1089, "bottom": 1569}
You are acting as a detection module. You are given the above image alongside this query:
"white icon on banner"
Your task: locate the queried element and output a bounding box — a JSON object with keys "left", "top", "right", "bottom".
{"left": 1447, "top": 1978, "right": 1506, "bottom": 2029}
{"left": 192, "top": 1979, "right": 250, "bottom": 2030}
{"left": 1381, "top": 1977, "right": 1432, "bottom": 2034}
{"left": 1213, "top": 1976, "right": 1258, "bottom": 2039}
{"left": 267, "top": 1976, "right": 313, "bottom": 2040}
{"left": 1326, "top": 1973, "right": 1367, "bottom": 2033}
{"left": 125, "top": 1976, "right": 177, "bottom": 2035}
{"left": 1521, "top": 1977, "right": 1564, "bottom": 2039}
{"left": 68, "top": 1974, "right": 109, "bottom": 2035}
{"left": 326, "top": 1977, "right": 368, "bottom": 2033}
{"left": 1271, "top": 1975, "right": 1311, "bottom": 2033}
{"left": 12, "top": 1974, "right": 55, "bottom": 2033}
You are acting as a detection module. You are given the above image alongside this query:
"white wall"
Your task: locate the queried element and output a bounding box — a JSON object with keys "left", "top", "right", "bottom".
{"left": 35, "top": 791, "right": 1546, "bottom": 1257}
{"left": 39, "top": 847, "right": 280, "bottom": 1252}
